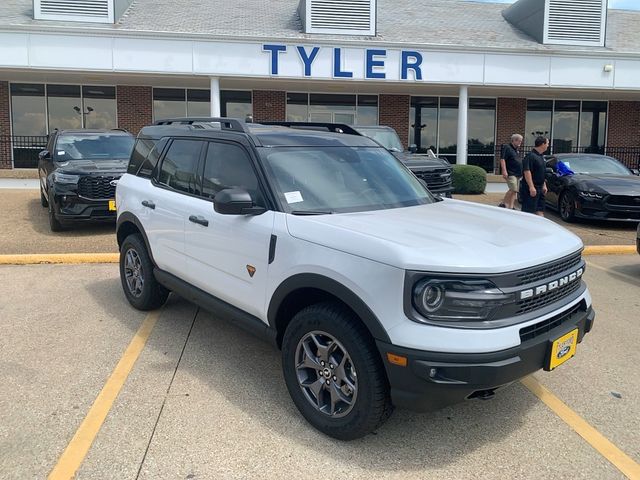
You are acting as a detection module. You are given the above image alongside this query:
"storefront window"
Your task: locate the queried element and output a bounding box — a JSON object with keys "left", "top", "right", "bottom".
{"left": 409, "top": 97, "right": 438, "bottom": 153}
{"left": 47, "top": 85, "right": 82, "bottom": 131}
{"left": 438, "top": 97, "right": 458, "bottom": 161}
{"left": 287, "top": 93, "right": 377, "bottom": 125}
{"left": 82, "top": 86, "right": 116, "bottom": 129}
{"left": 153, "top": 88, "right": 186, "bottom": 120}
{"left": 220, "top": 90, "right": 252, "bottom": 119}
{"left": 10, "top": 84, "right": 47, "bottom": 136}
{"left": 525, "top": 100, "right": 553, "bottom": 148}
{"left": 468, "top": 98, "right": 496, "bottom": 171}
{"left": 286, "top": 93, "right": 309, "bottom": 121}
{"left": 356, "top": 95, "right": 378, "bottom": 125}
{"left": 553, "top": 100, "right": 580, "bottom": 153}
{"left": 580, "top": 101, "right": 607, "bottom": 153}
{"left": 187, "top": 89, "right": 211, "bottom": 116}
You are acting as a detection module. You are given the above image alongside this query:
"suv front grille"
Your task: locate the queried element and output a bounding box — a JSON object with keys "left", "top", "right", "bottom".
{"left": 519, "top": 303, "right": 582, "bottom": 343}
{"left": 515, "top": 279, "right": 582, "bottom": 315}
{"left": 78, "top": 176, "right": 118, "bottom": 199}
{"left": 412, "top": 168, "right": 452, "bottom": 190}
{"left": 606, "top": 195, "right": 640, "bottom": 208}
{"left": 515, "top": 252, "right": 582, "bottom": 286}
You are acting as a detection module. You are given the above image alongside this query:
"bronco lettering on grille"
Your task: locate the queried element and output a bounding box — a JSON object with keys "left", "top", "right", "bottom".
{"left": 519, "top": 268, "right": 584, "bottom": 300}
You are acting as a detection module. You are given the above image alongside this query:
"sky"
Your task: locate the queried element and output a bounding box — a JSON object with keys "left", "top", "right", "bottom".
{"left": 471, "top": 0, "right": 639, "bottom": 9}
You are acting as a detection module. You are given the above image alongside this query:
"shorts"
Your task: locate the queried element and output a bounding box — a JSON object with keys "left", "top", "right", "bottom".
{"left": 507, "top": 176, "right": 520, "bottom": 192}
{"left": 521, "top": 183, "right": 545, "bottom": 213}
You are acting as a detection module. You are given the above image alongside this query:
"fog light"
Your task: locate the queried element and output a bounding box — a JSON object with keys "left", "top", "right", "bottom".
{"left": 429, "top": 368, "right": 437, "bottom": 378}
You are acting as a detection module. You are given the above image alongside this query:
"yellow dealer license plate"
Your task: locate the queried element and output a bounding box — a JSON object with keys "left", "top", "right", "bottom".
{"left": 108, "top": 200, "right": 116, "bottom": 211}
{"left": 547, "top": 329, "right": 579, "bottom": 370}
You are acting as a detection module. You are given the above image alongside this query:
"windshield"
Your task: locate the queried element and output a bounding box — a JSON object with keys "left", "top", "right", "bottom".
{"left": 55, "top": 134, "right": 135, "bottom": 161}
{"left": 559, "top": 156, "right": 631, "bottom": 176}
{"left": 354, "top": 128, "right": 404, "bottom": 152}
{"left": 260, "top": 146, "right": 434, "bottom": 214}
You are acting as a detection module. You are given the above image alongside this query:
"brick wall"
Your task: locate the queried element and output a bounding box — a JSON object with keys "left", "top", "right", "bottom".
{"left": 252, "top": 90, "right": 286, "bottom": 122}
{"left": 607, "top": 101, "right": 640, "bottom": 148}
{"left": 0, "top": 81, "right": 12, "bottom": 168}
{"left": 495, "top": 97, "right": 527, "bottom": 172}
{"left": 379, "top": 95, "right": 410, "bottom": 148}
{"left": 117, "top": 86, "right": 152, "bottom": 135}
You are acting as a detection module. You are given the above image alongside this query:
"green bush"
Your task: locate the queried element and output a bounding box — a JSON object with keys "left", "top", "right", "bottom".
{"left": 452, "top": 164, "right": 487, "bottom": 194}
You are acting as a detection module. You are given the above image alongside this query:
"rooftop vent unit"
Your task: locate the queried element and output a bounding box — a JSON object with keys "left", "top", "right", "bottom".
{"left": 33, "top": 0, "right": 134, "bottom": 23}
{"left": 503, "top": 0, "right": 607, "bottom": 47}
{"left": 298, "top": 0, "right": 377, "bottom": 36}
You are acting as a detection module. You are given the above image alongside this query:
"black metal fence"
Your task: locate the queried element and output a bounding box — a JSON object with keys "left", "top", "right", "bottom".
{"left": 0, "top": 135, "right": 48, "bottom": 168}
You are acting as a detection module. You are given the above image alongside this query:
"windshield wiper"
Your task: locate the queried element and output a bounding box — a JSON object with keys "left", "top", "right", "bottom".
{"left": 290, "top": 210, "right": 333, "bottom": 215}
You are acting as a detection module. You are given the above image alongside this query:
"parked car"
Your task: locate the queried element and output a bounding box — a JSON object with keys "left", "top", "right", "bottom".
{"left": 637, "top": 222, "right": 640, "bottom": 255}
{"left": 544, "top": 154, "right": 640, "bottom": 222}
{"left": 38, "top": 129, "right": 135, "bottom": 231}
{"left": 116, "top": 118, "right": 594, "bottom": 440}
{"left": 352, "top": 125, "right": 454, "bottom": 197}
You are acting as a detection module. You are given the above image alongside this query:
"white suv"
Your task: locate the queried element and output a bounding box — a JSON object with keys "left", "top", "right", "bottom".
{"left": 116, "top": 118, "right": 595, "bottom": 440}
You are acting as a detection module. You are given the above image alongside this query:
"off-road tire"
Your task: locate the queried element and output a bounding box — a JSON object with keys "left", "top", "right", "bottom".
{"left": 282, "top": 301, "right": 393, "bottom": 440}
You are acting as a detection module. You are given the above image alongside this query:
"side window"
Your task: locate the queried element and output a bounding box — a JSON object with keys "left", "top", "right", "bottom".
{"left": 158, "top": 139, "right": 203, "bottom": 194}
{"left": 202, "top": 142, "right": 263, "bottom": 205}
{"left": 128, "top": 138, "right": 156, "bottom": 175}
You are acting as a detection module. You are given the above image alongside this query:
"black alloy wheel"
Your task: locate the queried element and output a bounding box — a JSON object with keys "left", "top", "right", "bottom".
{"left": 559, "top": 191, "right": 576, "bottom": 223}
{"left": 47, "top": 192, "right": 64, "bottom": 232}
{"left": 282, "top": 301, "right": 393, "bottom": 440}
{"left": 119, "top": 233, "right": 169, "bottom": 310}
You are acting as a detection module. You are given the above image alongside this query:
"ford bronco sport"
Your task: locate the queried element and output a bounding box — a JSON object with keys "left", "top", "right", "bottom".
{"left": 116, "top": 118, "right": 594, "bottom": 440}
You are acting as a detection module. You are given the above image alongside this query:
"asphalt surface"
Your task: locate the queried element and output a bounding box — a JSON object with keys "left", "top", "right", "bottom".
{"left": 0, "top": 256, "right": 638, "bottom": 479}
{"left": 0, "top": 190, "right": 637, "bottom": 256}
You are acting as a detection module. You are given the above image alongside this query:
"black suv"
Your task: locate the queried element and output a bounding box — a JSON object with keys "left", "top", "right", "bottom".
{"left": 352, "top": 125, "right": 453, "bottom": 197}
{"left": 38, "top": 129, "right": 135, "bottom": 231}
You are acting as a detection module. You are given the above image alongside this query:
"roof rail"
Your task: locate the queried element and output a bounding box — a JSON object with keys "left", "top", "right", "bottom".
{"left": 259, "top": 121, "right": 362, "bottom": 136}
{"left": 153, "top": 117, "right": 248, "bottom": 133}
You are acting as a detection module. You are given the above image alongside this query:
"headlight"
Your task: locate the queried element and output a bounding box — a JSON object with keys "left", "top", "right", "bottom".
{"left": 578, "top": 191, "right": 603, "bottom": 200}
{"left": 52, "top": 172, "right": 80, "bottom": 184}
{"left": 412, "top": 279, "right": 513, "bottom": 322}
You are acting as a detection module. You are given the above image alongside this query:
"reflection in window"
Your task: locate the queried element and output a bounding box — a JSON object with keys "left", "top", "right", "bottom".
{"left": 221, "top": 90, "right": 252, "bottom": 119}
{"left": 187, "top": 89, "right": 211, "bottom": 116}
{"left": 159, "top": 139, "right": 203, "bottom": 194}
{"left": 287, "top": 93, "right": 378, "bottom": 125}
{"left": 409, "top": 97, "right": 438, "bottom": 153}
{"left": 82, "top": 86, "right": 116, "bottom": 129}
{"left": 468, "top": 98, "right": 496, "bottom": 171}
{"left": 356, "top": 95, "right": 378, "bottom": 125}
{"left": 10, "top": 84, "right": 47, "bottom": 136}
{"left": 438, "top": 97, "right": 458, "bottom": 159}
{"left": 553, "top": 101, "right": 580, "bottom": 153}
{"left": 47, "top": 85, "right": 82, "bottom": 131}
{"left": 286, "top": 93, "right": 309, "bottom": 121}
{"left": 525, "top": 100, "right": 553, "bottom": 148}
{"left": 580, "top": 101, "right": 607, "bottom": 152}
{"left": 153, "top": 88, "right": 186, "bottom": 121}
{"left": 202, "top": 142, "right": 262, "bottom": 204}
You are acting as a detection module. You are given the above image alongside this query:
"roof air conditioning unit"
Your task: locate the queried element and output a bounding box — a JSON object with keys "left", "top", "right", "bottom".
{"left": 298, "top": 0, "right": 377, "bottom": 36}
{"left": 33, "top": 0, "right": 134, "bottom": 24}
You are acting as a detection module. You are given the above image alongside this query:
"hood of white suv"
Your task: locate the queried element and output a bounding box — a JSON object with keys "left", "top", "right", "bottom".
{"left": 286, "top": 199, "right": 583, "bottom": 273}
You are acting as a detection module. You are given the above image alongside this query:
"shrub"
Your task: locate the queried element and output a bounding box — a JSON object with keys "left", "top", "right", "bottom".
{"left": 452, "top": 164, "right": 487, "bottom": 194}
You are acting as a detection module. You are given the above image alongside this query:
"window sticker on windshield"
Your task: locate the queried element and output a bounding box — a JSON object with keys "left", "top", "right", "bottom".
{"left": 57, "top": 151, "right": 65, "bottom": 155}
{"left": 284, "top": 191, "right": 304, "bottom": 204}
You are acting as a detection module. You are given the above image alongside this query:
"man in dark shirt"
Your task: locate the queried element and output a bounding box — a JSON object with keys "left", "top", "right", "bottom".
{"left": 499, "top": 133, "right": 523, "bottom": 209}
{"left": 521, "top": 136, "right": 549, "bottom": 216}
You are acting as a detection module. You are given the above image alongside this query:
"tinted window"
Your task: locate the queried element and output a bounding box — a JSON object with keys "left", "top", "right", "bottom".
{"left": 560, "top": 156, "right": 631, "bottom": 176}
{"left": 202, "top": 142, "right": 262, "bottom": 205}
{"left": 158, "top": 140, "right": 203, "bottom": 194}
{"left": 128, "top": 138, "right": 157, "bottom": 175}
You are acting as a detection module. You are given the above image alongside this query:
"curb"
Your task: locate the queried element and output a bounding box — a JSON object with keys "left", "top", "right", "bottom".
{"left": 583, "top": 245, "right": 637, "bottom": 256}
{"left": 0, "top": 253, "right": 119, "bottom": 265}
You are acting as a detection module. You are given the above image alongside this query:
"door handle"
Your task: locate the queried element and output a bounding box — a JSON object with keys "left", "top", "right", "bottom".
{"left": 141, "top": 200, "right": 155, "bottom": 209}
{"left": 189, "top": 215, "right": 209, "bottom": 227}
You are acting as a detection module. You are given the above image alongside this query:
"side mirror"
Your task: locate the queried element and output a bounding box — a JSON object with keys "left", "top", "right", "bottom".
{"left": 213, "top": 188, "right": 265, "bottom": 215}
{"left": 39, "top": 150, "right": 51, "bottom": 160}
{"left": 408, "top": 144, "right": 418, "bottom": 154}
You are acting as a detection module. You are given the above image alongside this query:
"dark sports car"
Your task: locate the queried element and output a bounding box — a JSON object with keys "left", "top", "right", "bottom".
{"left": 544, "top": 154, "right": 640, "bottom": 222}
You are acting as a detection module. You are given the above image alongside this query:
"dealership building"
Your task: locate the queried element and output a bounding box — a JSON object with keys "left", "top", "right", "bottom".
{"left": 1, "top": 0, "right": 639, "bottom": 170}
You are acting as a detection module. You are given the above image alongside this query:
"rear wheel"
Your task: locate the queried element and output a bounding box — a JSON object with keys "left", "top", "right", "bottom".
{"left": 559, "top": 191, "right": 576, "bottom": 222}
{"left": 119, "top": 233, "right": 169, "bottom": 310}
{"left": 282, "top": 302, "right": 393, "bottom": 440}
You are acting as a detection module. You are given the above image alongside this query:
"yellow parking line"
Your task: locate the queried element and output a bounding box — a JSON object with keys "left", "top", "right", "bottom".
{"left": 583, "top": 245, "right": 636, "bottom": 256}
{"left": 0, "top": 253, "right": 118, "bottom": 265}
{"left": 521, "top": 376, "right": 640, "bottom": 479}
{"left": 48, "top": 310, "right": 161, "bottom": 480}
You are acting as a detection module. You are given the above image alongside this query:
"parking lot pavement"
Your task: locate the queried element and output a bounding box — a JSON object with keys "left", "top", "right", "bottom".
{"left": 0, "top": 189, "right": 117, "bottom": 254}
{"left": 2, "top": 257, "right": 639, "bottom": 479}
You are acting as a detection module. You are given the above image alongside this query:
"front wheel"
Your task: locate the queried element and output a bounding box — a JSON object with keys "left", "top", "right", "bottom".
{"left": 47, "top": 193, "right": 64, "bottom": 232}
{"left": 282, "top": 302, "right": 393, "bottom": 440}
{"left": 559, "top": 191, "right": 576, "bottom": 222}
{"left": 119, "top": 234, "right": 169, "bottom": 310}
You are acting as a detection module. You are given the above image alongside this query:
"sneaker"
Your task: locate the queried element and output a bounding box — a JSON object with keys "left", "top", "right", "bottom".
{"left": 498, "top": 203, "right": 506, "bottom": 208}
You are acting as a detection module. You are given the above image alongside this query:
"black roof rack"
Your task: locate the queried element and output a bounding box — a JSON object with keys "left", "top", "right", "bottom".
{"left": 153, "top": 117, "right": 248, "bottom": 133}
{"left": 259, "top": 121, "right": 362, "bottom": 136}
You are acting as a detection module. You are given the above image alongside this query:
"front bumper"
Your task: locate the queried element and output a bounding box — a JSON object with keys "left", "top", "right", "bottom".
{"left": 575, "top": 197, "right": 640, "bottom": 222}
{"left": 377, "top": 301, "right": 595, "bottom": 412}
{"left": 51, "top": 191, "right": 116, "bottom": 223}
